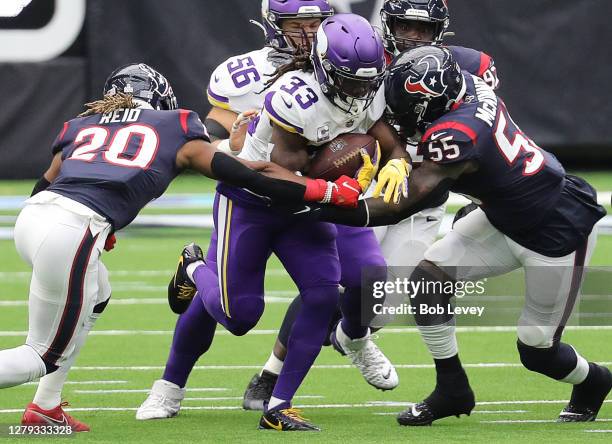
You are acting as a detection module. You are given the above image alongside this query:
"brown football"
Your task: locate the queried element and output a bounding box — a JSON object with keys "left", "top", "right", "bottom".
{"left": 307, "top": 133, "right": 378, "bottom": 181}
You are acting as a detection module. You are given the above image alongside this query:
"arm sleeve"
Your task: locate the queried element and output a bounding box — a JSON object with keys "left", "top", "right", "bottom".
{"left": 317, "top": 176, "right": 456, "bottom": 227}
{"left": 31, "top": 176, "right": 51, "bottom": 196}
{"left": 210, "top": 152, "right": 307, "bottom": 202}
{"left": 204, "top": 118, "right": 230, "bottom": 141}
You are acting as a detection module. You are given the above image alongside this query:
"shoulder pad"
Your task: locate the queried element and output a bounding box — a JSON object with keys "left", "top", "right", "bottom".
{"left": 263, "top": 90, "right": 305, "bottom": 135}
{"left": 206, "top": 50, "right": 268, "bottom": 110}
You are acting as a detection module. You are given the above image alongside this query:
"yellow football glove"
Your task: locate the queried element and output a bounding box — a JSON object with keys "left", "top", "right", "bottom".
{"left": 373, "top": 158, "right": 411, "bottom": 204}
{"left": 355, "top": 142, "right": 381, "bottom": 192}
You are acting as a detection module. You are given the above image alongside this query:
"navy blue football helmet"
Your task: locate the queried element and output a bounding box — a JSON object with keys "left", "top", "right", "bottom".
{"left": 385, "top": 46, "right": 464, "bottom": 136}
{"left": 381, "top": 0, "right": 450, "bottom": 54}
{"left": 103, "top": 63, "right": 178, "bottom": 111}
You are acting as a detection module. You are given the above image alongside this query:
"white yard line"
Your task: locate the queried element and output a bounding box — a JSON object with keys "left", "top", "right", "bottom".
{"left": 1, "top": 325, "right": 611, "bottom": 336}
{"left": 183, "top": 395, "right": 323, "bottom": 401}
{"left": 0, "top": 268, "right": 290, "bottom": 280}
{"left": 60, "top": 363, "right": 612, "bottom": 371}
{"left": 24, "top": 380, "right": 127, "bottom": 386}
{"left": 584, "top": 430, "right": 612, "bottom": 433}
{"left": 0, "top": 402, "right": 607, "bottom": 415}
{"left": 478, "top": 400, "right": 611, "bottom": 406}
{"left": 362, "top": 400, "right": 612, "bottom": 407}
{"left": 481, "top": 419, "right": 612, "bottom": 424}
{"left": 373, "top": 410, "right": 529, "bottom": 415}
{"left": 74, "top": 388, "right": 229, "bottom": 394}
{"left": 0, "top": 294, "right": 294, "bottom": 307}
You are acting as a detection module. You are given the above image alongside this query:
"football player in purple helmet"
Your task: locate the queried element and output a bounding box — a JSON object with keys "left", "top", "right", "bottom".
{"left": 204, "top": 0, "right": 334, "bottom": 154}
{"left": 268, "top": 45, "right": 609, "bottom": 427}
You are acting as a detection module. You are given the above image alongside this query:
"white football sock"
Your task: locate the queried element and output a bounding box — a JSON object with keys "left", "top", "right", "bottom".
{"left": 0, "top": 345, "right": 46, "bottom": 388}
{"left": 561, "top": 347, "right": 590, "bottom": 384}
{"left": 417, "top": 319, "right": 458, "bottom": 359}
{"left": 261, "top": 352, "right": 284, "bottom": 376}
{"left": 186, "top": 261, "right": 205, "bottom": 284}
{"left": 33, "top": 312, "right": 99, "bottom": 409}
{"left": 336, "top": 323, "right": 369, "bottom": 347}
{"left": 268, "top": 396, "right": 287, "bottom": 410}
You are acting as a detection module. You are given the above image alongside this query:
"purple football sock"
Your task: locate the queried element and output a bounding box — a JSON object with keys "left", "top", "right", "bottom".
{"left": 162, "top": 296, "right": 216, "bottom": 387}
{"left": 339, "top": 287, "right": 369, "bottom": 339}
{"left": 271, "top": 286, "right": 338, "bottom": 401}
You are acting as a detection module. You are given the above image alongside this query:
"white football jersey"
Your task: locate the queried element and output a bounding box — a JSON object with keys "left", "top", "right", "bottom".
{"left": 240, "top": 70, "right": 386, "bottom": 162}
{"left": 206, "top": 47, "right": 288, "bottom": 114}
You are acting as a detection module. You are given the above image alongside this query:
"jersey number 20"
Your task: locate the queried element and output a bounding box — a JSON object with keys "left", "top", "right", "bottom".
{"left": 70, "top": 125, "right": 159, "bottom": 169}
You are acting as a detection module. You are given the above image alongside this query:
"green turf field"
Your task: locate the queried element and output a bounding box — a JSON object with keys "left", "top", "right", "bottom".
{"left": 0, "top": 175, "right": 611, "bottom": 443}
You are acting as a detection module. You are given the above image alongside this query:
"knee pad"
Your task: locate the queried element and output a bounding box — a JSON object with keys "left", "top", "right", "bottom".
{"left": 516, "top": 340, "right": 577, "bottom": 380}
{"left": 516, "top": 324, "right": 553, "bottom": 348}
{"left": 409, "top": 260, "right": 454, "bottom": 326}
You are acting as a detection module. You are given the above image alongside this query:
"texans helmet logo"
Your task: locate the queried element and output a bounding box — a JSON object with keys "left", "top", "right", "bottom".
{"left": 139, "top": 63, "right": 170, "bottom": 97}
{"left": 404, "top": 55, "right": 448, "bottom": 98}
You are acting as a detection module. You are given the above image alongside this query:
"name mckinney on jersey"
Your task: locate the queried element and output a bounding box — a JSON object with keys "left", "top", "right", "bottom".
{"left": 473, "top": 76, "right": 498, "bottom": 127}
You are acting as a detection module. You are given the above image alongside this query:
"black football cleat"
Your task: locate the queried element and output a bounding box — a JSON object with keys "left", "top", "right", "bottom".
{"left": 168, "top": 242, "right": 204, "bottom": 314}
{"left": 397, "top": 389, "right": 475, "bottom": 426}
{"left": 243, "top": 371, "right": 278, "bottom": 411}
{"left": 558, "top": 404, "right": 599, "bottom": 422}
{"left": 558, "top": 363, "right": 612, "bottom": 422}
{"left": 259, "top": 408, "right": 320, "bottom": 431}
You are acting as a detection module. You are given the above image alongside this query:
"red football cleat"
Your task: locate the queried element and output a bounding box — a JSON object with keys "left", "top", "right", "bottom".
{"left": 22, "top": 402, "right": 90, "bottom": 432}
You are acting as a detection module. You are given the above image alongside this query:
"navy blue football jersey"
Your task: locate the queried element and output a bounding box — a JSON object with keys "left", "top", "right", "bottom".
{"left": 48, "top": 108, "right": 209, "bottom": 230}
{"left": 417, "top": 74, "right": 605, "bottom": 256}
{"left": 447, "top": 46, "right": 499, "bottom": 90}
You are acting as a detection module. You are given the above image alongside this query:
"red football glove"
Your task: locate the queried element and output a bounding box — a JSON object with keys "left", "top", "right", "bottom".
{"left": 304, "top": 175, "right": 362, "bottom": 208}
{"left": 104, "top": 233, "right": 117, "bottom": 252}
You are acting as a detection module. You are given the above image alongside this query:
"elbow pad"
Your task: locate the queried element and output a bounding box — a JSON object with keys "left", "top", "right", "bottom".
{"left": 204, "top": 118, "right": 230, "bottom": 141}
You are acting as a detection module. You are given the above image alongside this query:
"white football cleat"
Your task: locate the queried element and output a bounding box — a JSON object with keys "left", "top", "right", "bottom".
{"left": 136, "top": 379, "right": 185, "bottom": 420}
{"left": 332, "top": 323, "right": 399, "bottom": 391}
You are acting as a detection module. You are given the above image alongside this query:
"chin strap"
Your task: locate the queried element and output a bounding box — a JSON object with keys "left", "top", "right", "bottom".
{"left": 249, "top": 19, "right": 267, "bottom": 36}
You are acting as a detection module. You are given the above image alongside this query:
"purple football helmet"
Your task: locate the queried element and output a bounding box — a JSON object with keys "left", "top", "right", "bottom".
{"left": 262, "top": 0, "right": 334, "bottom": 49}
{"left": 312, "top": 14, "right": 386, "bottom": 114}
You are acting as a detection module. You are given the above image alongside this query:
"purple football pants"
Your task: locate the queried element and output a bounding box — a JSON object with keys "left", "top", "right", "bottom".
{"left": 164, "top": 191, "right": 340, "bottom": 403}
{"left": 336, "top": 224, "right": 387, "bottom": 339}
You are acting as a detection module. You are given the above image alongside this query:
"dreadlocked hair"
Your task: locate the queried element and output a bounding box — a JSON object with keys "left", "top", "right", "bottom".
{"left": 79, "top": 92, "right": 138, "bottom": 117}
{"left": 263, "top": 37, "right": 314, "bottom": 90}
